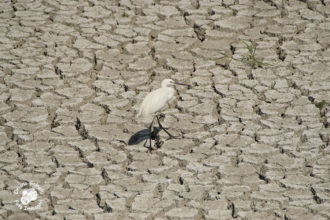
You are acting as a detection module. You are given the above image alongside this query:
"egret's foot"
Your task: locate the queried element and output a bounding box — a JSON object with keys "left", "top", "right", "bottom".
{"left": 147, "top": 145, "right": 154, "bottom": 152}
{"left": 146, "top": 127, "right": 160, "bottom": 152}
{"left": 156, "top": 140, "right": 164, "bottom": 148}
{"left": 161, "top": 127, "right": 181, "bottom": 139}
{"left": 155, "top": 135, "right": 164, "bottom": 148}
{"left": 166, "top": 133, "right": 181, "bottom": 139}
{"left": 146, "top": 135, "right": 154, "bottom": 152}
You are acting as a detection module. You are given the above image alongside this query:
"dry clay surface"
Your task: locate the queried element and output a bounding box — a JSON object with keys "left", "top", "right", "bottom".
{"left": 0, "top": 0, "right": 330, "bottom": 219}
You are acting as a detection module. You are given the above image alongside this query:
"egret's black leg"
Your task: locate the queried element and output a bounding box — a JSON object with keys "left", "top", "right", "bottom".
{"left": 147, "top": 116, "right": 156, "bottom": 152}
{"left": 155, "top": 115, "right": 178, "bottom": 139}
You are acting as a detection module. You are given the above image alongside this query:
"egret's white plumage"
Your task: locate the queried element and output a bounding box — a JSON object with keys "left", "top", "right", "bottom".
{"left": 137, "top": 79, "right": 175, "bottom": 118}
{"left": 136, "top": 78, "right": 189, "bottom": 150}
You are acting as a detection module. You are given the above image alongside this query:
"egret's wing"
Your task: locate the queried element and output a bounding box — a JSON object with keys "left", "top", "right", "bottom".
{"left": 139, "top": 88, "right": 170, "bottom": 117}
{"left": 144, "top": 89, "right": 167, "bottom": 114}
{"left": 137, "top": 90, "right": 156, "bottom": 117}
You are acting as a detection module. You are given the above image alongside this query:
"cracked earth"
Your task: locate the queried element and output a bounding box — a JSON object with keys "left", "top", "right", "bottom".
{"left": 0, "top": 0, "right": 330, "bottom": 219}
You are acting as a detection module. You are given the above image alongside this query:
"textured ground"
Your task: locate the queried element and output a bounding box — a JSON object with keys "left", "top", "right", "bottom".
{"left": 0, "top": 0, "right": 330, "bottom": 219}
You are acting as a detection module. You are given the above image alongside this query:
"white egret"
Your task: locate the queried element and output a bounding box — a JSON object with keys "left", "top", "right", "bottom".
{"left": 137, "top": 78, "right": 189, "bottom": 150}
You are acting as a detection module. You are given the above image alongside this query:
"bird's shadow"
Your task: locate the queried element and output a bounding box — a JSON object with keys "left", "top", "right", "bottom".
{"left": 128, "top": 127, "right": 161, "bottom": 145}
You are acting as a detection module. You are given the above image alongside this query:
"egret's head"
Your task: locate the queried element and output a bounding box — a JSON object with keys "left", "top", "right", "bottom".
{"left": 161, "top": 79, "right": 190, "bottom": 88}
{"left": 161, "top": 79, "right": 175, "bottom": 88}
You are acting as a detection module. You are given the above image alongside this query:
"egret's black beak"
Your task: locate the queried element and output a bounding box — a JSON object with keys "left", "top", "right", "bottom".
{"left": 174, "top": 81, "right": 190, "bottom": 87}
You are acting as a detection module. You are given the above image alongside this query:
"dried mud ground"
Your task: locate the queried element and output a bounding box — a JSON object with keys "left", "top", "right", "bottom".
{"left": 0, "top": 0, "right": 330, "bottom": 219}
